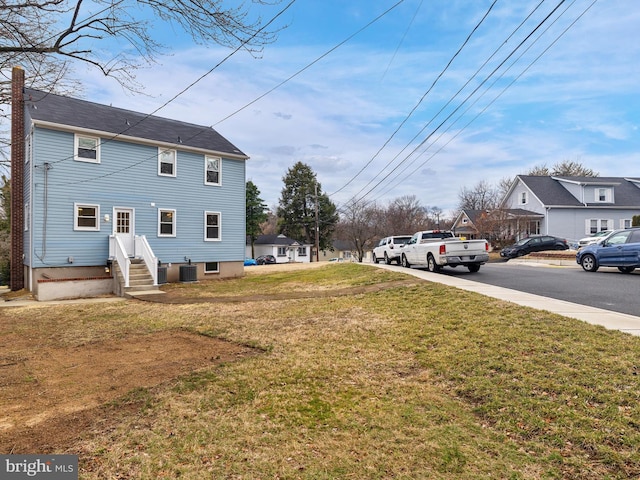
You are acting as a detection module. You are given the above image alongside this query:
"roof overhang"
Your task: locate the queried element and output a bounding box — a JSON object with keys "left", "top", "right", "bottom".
{"left": 30, "top": 119, "right": 250, "bottom": 161}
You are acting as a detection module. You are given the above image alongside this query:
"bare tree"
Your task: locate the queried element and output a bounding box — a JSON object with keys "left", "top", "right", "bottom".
{"left": 336, "top": 199, "right": 380, "bottom": 262}
{"left": 381, "top": 195, "right": 430, "bottom": 235}
{"left": 457, "top": 180, "right": 499, "bottom": 211}
{"left": 0, "top": 1, "right": 285, "bottom": 169}
{"left": 527, "top": 159, "right": 599, "bottom": 177}
{"left": 0, "top": 1, "right": 282, "bottom": 88}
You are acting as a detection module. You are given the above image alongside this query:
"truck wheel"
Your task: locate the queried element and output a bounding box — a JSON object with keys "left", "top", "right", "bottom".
{"left": 372, "top": 254, "right": 378, "bottom": 263}
{"left": 427, "top": 254, "right": 440, "bottom": 273}
{"left": 468, "top": 264, "right": 480, "bottom": 273}
{"left": 401, "top": 254, "right": 411, "bottom": 268}
{"left": 580, "top": 254, "right": 598, "bottom": 272}
{"left": 384, "top": 253, "right": 392, "bottom": 265}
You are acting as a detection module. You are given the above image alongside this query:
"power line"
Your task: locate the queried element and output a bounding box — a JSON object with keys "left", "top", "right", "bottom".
{"left": 330, "top": 0, "right": 499, "bottom": 198}
{"left": 347, "top": 0, "right": 579, "bottom": 206}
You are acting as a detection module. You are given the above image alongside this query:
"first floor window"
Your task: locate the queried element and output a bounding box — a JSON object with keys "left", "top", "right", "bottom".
{"left": 587, "top": 219, "right": 612, "bottom": 234}
{"left": 205, "top": 156, "right": 221, "bottom": 185}
{"left": 158, "top": 209, "right": 176, "bottom": 236}
{"left": 75, "top": 135, "right": 100, "bottom": 163}
{"left": 277, "top": 246, "right": 287, "bottom": 257}
{"left": 74, "top": 203, "right": 100, "bottom": 231}
{"left": 205, "top": 211, "right": 221, "bottom": 240}
{"left": 298, "top": 246, "right": 307, "bottom": 256}
{"left": 158, "top": 148, "right": 177, "bottom": 176}
{"left": 622, "top": 219, "right": 632, "bottom": 229}
{"left": 205, "top": 262, "right": 219, "bottom": 273}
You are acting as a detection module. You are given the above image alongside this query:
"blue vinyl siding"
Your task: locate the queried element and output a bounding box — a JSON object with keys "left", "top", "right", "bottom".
{"left": 28, "top": 126, "right": 246, "bottom": 268}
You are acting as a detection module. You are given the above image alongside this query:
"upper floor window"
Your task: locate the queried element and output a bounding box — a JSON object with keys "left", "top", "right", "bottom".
{"left": 520, "top": 191, "right": 528, "bottom": 205}
{"left": 158, "top": 209, "right": 176, "bottom": 237}
{"left": 205, "top": 156, "right": 221, "bottom": 185}
{"left": 204, "top": 211, "right": 221, "bottom": 241}
{"left": 158, "top": 149, "right": 177, "bottom": 177}
{"left": 595, "top": 188, "right": 612, "bottom": 203}
{"left": 74, "top": 203, "right": 100, "bottom": 231}
{"left": 75, "top": 135, "right": 100, "bottom": 163}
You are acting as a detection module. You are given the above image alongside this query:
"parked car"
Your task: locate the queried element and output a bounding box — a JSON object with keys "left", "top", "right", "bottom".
{"left": 372, "top": 235, "right": 412, "bottom": 265}
{"left": 577, "top": 230, "right": 614, "bottom": 249}
{"left": 256, "top": 255, "right": 276, "bottom": 265}
{"left": 244, "top": 258, "right": 257, "bottom": 266}
{"left": 500, "top": 235, "right": 569, "bottom": 259}
{"left": 576, "top": 228, "right": 640, "bottom": 273}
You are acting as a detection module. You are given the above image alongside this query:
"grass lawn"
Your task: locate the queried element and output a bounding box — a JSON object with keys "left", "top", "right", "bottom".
{"left": 2, "top": 262, "right": 640, "bottom": 479}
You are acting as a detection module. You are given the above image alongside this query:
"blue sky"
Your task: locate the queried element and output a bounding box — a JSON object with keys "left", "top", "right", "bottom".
{"left": 80, "top": 0, "right": 640, "bottom": 214}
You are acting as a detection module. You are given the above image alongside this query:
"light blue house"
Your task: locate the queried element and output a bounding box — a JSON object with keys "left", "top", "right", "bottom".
{"left": 500, "top": 175, "right": 640, "bottom": 245}
{"left": 19, "top": 87, "right": 249, "bottom": 300}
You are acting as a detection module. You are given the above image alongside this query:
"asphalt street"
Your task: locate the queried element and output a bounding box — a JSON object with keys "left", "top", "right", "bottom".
{"left": 371, "top": 260, "right": 640, "bottom": 336}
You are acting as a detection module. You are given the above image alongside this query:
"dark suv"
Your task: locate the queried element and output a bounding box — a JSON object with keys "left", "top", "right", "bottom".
{"left": 576, "top": 228, "right": 640, "bottom": 273}
{"left": 500, "top": 235, "right": 569, "bottom": 259}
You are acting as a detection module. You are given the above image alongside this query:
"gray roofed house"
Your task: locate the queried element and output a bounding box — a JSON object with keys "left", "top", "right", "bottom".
{"left": 13, "top": 75, "right": 250, "bottom": 300}
{"left": 24, "top": 88, "right": 247, "bottom": 158}
{"left": 500, "top": 175, "right": 640, "bottom": 245}
{"left": 246, "top": 234, "right": 312, "bottom": 263}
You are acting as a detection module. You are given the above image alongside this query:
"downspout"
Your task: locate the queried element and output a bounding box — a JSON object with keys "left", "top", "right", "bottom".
{"left": 10, "top": 67, "right": 25, "bottom": 291}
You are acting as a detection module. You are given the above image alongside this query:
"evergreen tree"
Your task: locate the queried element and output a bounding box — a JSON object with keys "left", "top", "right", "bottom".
{"left": 277, "top": 162, "right": 338, "bottom": 257}
{"left": 246, "top": 181, "right": 268, "bottom": 258}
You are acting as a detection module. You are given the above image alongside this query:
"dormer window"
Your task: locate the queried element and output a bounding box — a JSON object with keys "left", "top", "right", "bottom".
{"left": 595, "top": 187, "right": 612, "bottom": 203}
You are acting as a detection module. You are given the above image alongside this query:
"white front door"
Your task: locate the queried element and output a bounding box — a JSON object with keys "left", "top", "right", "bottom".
{"left": 114, "top": 207, "right": 135, "bottom": 257}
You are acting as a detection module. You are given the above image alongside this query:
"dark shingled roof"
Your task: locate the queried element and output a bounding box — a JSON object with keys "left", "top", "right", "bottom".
{"left": 24, "top": 88, "right": 247, "bottom": 158}
{"left": 519, "top": 175, "right": 640, "bottom": 207}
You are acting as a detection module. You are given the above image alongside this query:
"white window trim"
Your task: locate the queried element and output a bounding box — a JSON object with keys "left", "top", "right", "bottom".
{"left": 622, "top": 219, "right": 632, "bottom": 229}
{"left": 204, "top": 261, "right": 220, "bottom": 274}
{"left": 204, "top": 211, "right": 222, "bottom": 241}
{"left": 205, "top": 156, "right": 222, "bottom": 186}
{"left": 74, "top": 203, "right": 100, "bottom": 231}
{"left": 158, "top": 148, "right": 177, "bottom": 177}
{"left": 594, "top": 187, "right": 613, "bottom": 203}
{"left": 158, "top": 208, "right": 177, "bottom": 237}
{"left": 520, "top": 191, "right": 528, "bottom": 205}
{"left": 74, "top": 134, "right": 100, "bottom": 163}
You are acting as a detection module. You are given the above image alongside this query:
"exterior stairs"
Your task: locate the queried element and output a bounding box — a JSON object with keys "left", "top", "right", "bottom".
{"left": 113, "top": 258, "right": 165, "bottom": 300}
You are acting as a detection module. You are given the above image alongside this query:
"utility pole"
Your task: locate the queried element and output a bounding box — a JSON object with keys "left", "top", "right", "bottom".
{"left": 314, "top": 183, "right": 320, "bottom": 262}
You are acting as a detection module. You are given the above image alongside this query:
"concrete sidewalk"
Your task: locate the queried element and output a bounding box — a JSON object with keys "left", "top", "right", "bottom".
{"left": 373, "top": 263, "right": 640, "bottom": 337}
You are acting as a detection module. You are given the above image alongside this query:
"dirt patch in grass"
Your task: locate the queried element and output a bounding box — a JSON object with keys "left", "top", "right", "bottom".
{"left": 0, "top": 329, "right": 256, "bottom": 453}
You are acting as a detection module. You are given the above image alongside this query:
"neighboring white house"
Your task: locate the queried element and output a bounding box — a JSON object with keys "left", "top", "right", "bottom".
{"left": 247, "top": 234, "right": 312, "bottom": 263}
{"left": 500, "top": 175, "right": 640, "bottom": 244}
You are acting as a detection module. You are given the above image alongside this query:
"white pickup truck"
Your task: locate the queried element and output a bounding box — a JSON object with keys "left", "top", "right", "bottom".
{"left": 400, "top": 230, "right": 489, "bottom": 273}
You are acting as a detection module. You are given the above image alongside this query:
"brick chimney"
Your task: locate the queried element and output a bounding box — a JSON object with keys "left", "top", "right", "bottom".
{"left": 10, "top": 66, "right": 25, "bottom": 291}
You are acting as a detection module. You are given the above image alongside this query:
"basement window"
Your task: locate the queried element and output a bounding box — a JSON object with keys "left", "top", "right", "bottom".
{"left": 205, "top": 262, "right": 219, "bottom": 273}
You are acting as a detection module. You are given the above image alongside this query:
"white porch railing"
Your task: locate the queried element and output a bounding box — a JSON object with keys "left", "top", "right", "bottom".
{"left": 109, "top": 235, "right": 131, "bottom": 288}
{"left": 108, "top": 234, "right": 158, "bottom": 287}
{"left": 135, "top": 235, "right": 158, "bottom": 286}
